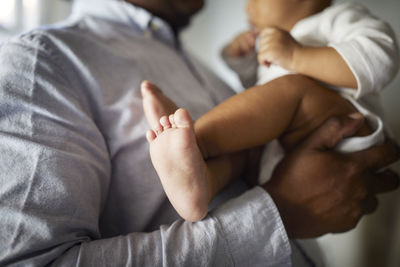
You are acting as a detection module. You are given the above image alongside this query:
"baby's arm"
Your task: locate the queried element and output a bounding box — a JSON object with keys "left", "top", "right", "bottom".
{"left": 258, "top": 27, "right": 357, "bottom": 89}
{"left": 258, "top": 3, "right": 399, "bottom": 96}
{"left": 294, "top": 45, "right": 358, "bottom": 89}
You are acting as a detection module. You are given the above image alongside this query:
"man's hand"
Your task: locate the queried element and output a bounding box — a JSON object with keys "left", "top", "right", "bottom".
{"left": 224, "top": 30, "right": 258, "bottom": 58}
{"left": 264, "top": 115, "right": 400, "bottom": 239}
{"left": 258, "top": 27, "right": 301, "bottom": 69}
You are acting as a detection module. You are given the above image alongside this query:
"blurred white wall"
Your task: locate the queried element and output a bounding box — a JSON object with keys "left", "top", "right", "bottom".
{"left": 0, "top": 0, "right": 72, "bottom": 39}
{"left": 24, "top": 0, "right": 72, "bottom": 28}
{"left": 182, "top": 1, "right": 400, "bottom": 267}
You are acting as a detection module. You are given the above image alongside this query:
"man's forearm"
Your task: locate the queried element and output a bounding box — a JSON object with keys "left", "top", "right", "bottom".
{"left": 1, "top": 186, "right": 291, "bottom": 266}
{"left": 293, "top": 46, "right": 357, "bottom": 89}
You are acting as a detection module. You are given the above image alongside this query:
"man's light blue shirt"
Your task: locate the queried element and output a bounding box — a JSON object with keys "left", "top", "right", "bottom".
{"left": 0, "top": 0, "right": 291, "bottom": 265}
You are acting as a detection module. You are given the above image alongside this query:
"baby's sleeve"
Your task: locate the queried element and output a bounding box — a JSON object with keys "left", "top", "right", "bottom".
{"left": 321, "top": 3, "right": 399, "bottom": 98}
{"left": 221, "top": 48, "right": 258, "bottom": 88}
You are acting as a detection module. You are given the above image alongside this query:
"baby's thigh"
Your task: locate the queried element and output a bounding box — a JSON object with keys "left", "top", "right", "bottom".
{"left": 280, "top": 82, "right": 371, "bottom": 150}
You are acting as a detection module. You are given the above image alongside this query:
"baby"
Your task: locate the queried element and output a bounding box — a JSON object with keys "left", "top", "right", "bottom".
{"left": 143, "top": 0, "right": 398, "bottom": 222}
{"left": 222, "top": 0, "right": 399, "bottom": 184}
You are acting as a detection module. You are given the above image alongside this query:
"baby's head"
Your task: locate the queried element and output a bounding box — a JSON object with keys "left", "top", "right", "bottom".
{"left": 246, "top": 0, "right": 332, "bottom": 31}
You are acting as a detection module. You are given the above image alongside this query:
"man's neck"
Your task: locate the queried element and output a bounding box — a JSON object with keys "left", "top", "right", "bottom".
{"left": 124, "top": 0, "right": 181, "bottom": 36}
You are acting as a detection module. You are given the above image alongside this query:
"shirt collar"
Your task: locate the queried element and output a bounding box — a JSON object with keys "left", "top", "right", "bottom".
{"left": 71, "top": 0, "right": 178, "bottom": 48}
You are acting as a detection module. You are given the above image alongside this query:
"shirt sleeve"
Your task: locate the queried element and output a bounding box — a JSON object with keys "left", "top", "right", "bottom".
{"left": 0, "top": 33, "right": 291, "bottom": 267}
{"left": 220, "top": 48, "right": 259, "bottom": 88}
{"left": 321, "top": 3, "right": 399, "bottom": 98}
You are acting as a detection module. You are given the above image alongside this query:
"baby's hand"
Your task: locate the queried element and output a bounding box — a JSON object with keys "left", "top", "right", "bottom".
{"left": 258, "top": 27, "right": 301, "bottom": 70}
{"left": 224, "top": 30, "right": 257, "bottom": 58}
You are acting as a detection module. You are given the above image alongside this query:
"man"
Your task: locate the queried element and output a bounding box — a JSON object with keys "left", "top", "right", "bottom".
{"left": 0, "top": 0, "right": 398, "bottom": 266}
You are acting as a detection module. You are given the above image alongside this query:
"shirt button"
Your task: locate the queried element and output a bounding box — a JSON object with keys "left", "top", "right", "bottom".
{"left": 150, "top": 22, "right": 160, "bottom": 31}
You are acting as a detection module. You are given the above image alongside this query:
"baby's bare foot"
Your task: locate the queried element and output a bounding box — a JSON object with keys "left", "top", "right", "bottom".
{"left": 146, "top": 108, "right": 211, "bottom": 222}
{"left": 141, "top": 80, "right": 178, "bottom": 129}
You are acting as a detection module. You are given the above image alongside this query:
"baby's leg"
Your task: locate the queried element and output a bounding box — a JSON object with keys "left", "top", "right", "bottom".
{"left": 280, "top": 80, "right": 371, "bottom": 150}
{"left": 195, "top": 74, "right": 370, "bottom": 158}
{"left": 142, "top": 82, "right": 246, "bottom": 222}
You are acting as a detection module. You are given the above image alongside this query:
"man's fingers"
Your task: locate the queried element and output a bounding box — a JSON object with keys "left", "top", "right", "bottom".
{"left": 367, "top": 169, "right": 400, "bottom": 194}
{"left": 350, "top": 139, "right": 400, "bottom": 170}
{"left": 302, "top": 113, "right": 365, "bottom": 150}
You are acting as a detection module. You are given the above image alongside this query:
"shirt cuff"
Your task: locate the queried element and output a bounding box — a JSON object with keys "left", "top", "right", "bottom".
{"left": 221, "top": 48, "right": 258, "bottom": 72}
{"left": 212, "top": 186, "right": 291, "bottom": 267}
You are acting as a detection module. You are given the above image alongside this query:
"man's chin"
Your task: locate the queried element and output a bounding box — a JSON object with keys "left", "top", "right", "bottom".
{"left": 173, "top": 16, "right": 192, "bottom": 31}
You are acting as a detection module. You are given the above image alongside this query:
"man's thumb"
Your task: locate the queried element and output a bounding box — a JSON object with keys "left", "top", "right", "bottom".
{"left": 304, "top": 113, "right": 365, "bottom": 150}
